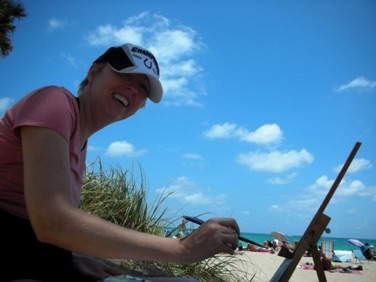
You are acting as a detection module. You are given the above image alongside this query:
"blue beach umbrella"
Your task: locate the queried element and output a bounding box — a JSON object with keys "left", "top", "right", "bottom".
{"left": 347, "top": 238, "right": 365, "bottom": 248}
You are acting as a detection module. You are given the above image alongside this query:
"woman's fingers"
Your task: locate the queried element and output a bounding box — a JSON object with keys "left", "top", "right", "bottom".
{"left": 176, "top": 217, "right": 244, "bottom": 263}
{"left": 208, "top": 218, "right": 240, "bottom": 249}
{"left": 221, "top": 232, "right": 240, "bottom": 252}
{"left": 213, "top": 218, "right": 240, "bottom": 236}
{"left": 180, "top": 217, "right": 240, "bottom": 261}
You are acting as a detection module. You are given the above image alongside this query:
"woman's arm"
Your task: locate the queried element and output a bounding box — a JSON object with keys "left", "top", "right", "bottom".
{"left": 21, "top": 126, "right": 239, "bottom": 264}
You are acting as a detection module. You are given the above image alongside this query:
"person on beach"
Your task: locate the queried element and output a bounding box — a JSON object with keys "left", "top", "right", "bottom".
{"left": 0, "top": 43, "right": 240, "bottom": 282}
{"left": 315, "top": 245, "right": 363, "bottom": 272}
{"left": 178, "top": 219, "right": 187, "bottom": 238}
{"left": 263, "top": 240, "right": 277, "bottom": 250}
{"left": 369, "top": 245, "right": 376, "bottom": 258}
{"left": 362, "top": 243, "right": 376, "bottom": 260}
{"left": 246, "top": 243, "right": 274, "bottom": 253}
{"left": 318, "top": 247, "right": 338, "bottom": 270}
{"left": 281, "top": 240, "right": 295, "bottom": 250}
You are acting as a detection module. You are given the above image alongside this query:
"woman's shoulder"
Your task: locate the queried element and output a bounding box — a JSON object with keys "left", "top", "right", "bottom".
{"left": 7, "top": 86, "right": 76, "bottom": 115}
{"left": 31, "top": 85, "right": 75, "bottom": 98}
{"left": 20, "top": 85, "right": 77, "bottom": 108}
{"left": 12, "top": 85, "right": 78, "bottom": 130}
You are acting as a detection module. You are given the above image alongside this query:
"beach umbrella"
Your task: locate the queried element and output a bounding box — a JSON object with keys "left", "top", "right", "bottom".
{"left": 271, "top": 231, "right": 288, "bottom": 243}
{"left": 348, "top": 239, "right": 365, "bottom": 248}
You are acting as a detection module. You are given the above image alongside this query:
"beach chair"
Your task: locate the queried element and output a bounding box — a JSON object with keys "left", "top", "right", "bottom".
{"left": 321, "top": 240, "right": 334, "bottom": 259}
{"left": 353, "top": 249, "right": 370, "bottom": 263}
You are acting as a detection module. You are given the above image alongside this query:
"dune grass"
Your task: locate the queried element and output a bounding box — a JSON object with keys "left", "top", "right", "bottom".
{"left": 80, "top": 158, "right": 253, "bottom": 281}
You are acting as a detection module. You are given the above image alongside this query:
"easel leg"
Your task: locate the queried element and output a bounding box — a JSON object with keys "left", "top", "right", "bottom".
{"left": 311, "top": 245, "right": 327, "bottom": 282}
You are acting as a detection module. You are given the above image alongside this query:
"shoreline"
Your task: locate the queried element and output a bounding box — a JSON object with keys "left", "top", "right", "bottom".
{"left": 228, "top": 251, "right": 376, "bottom": 282}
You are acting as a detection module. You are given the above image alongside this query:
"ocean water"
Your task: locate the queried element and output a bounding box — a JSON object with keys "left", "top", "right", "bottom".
{"left": 240, "top": 232, "right": 376, "bottom": 259}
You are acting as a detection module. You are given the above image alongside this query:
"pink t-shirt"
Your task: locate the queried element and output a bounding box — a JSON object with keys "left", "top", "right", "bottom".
{"left": 0, "top": 86, "right": 87, "bottom": 219}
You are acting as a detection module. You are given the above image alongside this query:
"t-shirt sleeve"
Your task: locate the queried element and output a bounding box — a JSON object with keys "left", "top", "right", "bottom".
{"left": 13, "top": 86, "right": 77, "bottom": 143}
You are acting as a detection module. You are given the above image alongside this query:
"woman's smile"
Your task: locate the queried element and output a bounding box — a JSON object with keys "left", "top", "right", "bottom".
{"left": 112, "top": 92, "right": 129, "bottom": 107}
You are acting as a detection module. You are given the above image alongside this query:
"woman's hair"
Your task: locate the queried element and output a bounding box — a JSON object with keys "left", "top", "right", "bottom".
{"left": 78, "top": 63, "right": 106, "bottom": 94}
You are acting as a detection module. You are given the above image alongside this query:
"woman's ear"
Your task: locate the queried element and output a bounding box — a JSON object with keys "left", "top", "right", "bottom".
{"left": 86, "top": 64, "right": 97, "bottom": 82}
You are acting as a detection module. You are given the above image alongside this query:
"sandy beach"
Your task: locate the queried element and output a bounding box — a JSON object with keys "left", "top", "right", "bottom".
{"left": 229, "top": 251, "right": 375, "bottom": 282}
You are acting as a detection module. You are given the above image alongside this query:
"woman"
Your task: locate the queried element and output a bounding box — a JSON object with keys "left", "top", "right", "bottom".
{"left": 0, "top": 43, "right": 240, "bottom": 282}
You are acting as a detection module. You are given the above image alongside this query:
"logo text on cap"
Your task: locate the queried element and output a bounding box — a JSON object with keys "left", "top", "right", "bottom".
{"left": 131, "top": 47, "right": 160, "bottom": 76}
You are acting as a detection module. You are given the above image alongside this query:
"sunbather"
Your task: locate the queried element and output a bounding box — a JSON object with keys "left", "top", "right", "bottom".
{"left": 246, "top": 243, "right": 274, "bottom": 253}
{"left": 317, "top": 246, "right": 363, "bottom": 271}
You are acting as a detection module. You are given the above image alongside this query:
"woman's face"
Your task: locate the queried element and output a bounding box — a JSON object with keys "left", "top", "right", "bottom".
{"left": 87, "top": 64, "right": 150, "bottom": 123}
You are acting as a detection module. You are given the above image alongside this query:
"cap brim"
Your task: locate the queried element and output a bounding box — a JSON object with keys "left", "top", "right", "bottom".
{"left": 147, "top": 75, "right": 163, "bottom": 103}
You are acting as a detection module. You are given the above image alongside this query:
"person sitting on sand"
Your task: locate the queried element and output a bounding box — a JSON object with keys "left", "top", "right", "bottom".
{"left": 0, "top": 42, "right": 240, "bottom": 282}
{"left": 316, "top": 245, "right": 363, "bottom": 272}
{"left": 246, "top": 243, "right": 274, "bottom": 253}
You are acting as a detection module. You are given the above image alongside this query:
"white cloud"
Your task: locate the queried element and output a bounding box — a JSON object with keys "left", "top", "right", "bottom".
{"left": 87, "top": 145, "right": 99, "bottom": 152}
{"left": 269, "top": 204, "right": 283, "bottom": 211}
{"left": 269, "top": 197, "right": 320, "bottom": 213}
{"left": 87, "top": 24, "right": 134, "bottom": 46}
{"left": 270, "top": 177, "right": 376, "bottom": 215}
{"left": 47, "top": 18, "right": 66, "bottom": 32}
{"left": 0, "top": 97, "right": 14, "bottom": 113}
{"left": 156, "top": 176, "right": 193, "bottom": 199}
{"left": 267, "top": 172, "right": 298, "bottom": 185}
{"left": 285, "top": 198, "right": 319, "bottom": 210}
{"left": 156, "top": 176, "right": 226, "bottom": 206}
{"left": 335, "top": 76, "right": 376, "bottom": 92}
{"left": 60, "top": 53, "right": 78, "bottom": 68}
{"left": 236, "top": 149, "right": 314, "bottom": 173}
{"left": 333, "top": 158, "right": 372, "bottom": 173}
{"left": 308, "top": 175, "right": 371, "bottom": 198}
{"left": 203, "top": 122, "right": 283, "bottom": 145}
{"left": 104, "top": 141, "right": 147, "bottom": 157}
{"left": 344, "top": 208, "right": 357, "bottom": 215}
{"left": 336, "top": 179, "right": 367, "bottom": 197}
{"left": 239, "top": 124, "right": 283, "bottom": 144}
{"left": 183, "top": 153, "right": 203, "bottom": 160}
{"left": 184, "top": 192, "right": 212, "bottom": 205}
{"left": 86, "top": 12, "right": 206, "bottom": 106}
{"left": 203, "top": 122, "right": 238, "bottom": 139}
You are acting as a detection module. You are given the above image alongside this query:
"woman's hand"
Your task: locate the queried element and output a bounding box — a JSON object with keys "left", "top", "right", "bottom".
{"left": 178, "top": 218, "right": 240, "bottom": 263}
{"left": 72, "top": 253, "right": 123, "bottom": 281}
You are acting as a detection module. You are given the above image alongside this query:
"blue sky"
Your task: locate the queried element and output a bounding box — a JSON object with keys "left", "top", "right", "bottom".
{"left": 1, "top": 0, "right": 375, "bottom": 240}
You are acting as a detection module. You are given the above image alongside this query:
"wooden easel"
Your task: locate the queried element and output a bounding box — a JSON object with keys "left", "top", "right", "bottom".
{"left": 270, "top": 142, "right": 361, "bottom": 282}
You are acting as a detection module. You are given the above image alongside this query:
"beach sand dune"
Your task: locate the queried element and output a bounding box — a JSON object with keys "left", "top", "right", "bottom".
{"left": 228, "top": 251, "right": 375, "bottom": 282}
